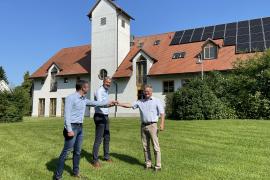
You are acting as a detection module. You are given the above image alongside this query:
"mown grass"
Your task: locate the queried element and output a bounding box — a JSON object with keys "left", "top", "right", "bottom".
{"left": 0, "top": 118, "right": 270, "bottom": 180}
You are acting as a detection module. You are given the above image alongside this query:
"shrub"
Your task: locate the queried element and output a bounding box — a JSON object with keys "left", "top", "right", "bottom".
{"left": 0, "top": 88, "right": 25, "bottom": 123}
{"left": 167, "top": 78, "right": 237, "bottom": 120}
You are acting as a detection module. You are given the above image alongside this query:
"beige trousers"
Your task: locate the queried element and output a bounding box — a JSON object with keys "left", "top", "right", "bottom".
{"left": 141, "top": 123, "right": 161, "bottom": 168}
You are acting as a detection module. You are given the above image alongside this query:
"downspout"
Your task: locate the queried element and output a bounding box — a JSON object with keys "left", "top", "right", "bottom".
{"left": 114, "top": 13, "right": 120, "bottom": 118}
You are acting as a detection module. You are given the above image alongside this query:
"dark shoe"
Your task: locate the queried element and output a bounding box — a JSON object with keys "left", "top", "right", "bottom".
{"left": 53, "top": 176, "right": 62, "bottom": 180}
{"left": 105, "top": 159, "right": 113, "bottom": 163}
{"left": 91, "top": 161, "right": 101, "bottom": 168}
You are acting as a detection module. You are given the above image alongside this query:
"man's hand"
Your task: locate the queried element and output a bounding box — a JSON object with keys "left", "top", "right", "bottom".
{"left": 159, "top": 123, "right": 165, "bottom": 131}
{"left": 67, "top": 131, "right": 75, "bottom": 137}
{"left": 109, "top": 100, "right": 118, "bottom": 107}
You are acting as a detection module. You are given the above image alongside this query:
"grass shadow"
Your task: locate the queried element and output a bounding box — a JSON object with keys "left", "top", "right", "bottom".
{"left": 81, "top": 149, "right": 93, "bottom": 163}
{"left": 46, "top": 158, "right": 73, "bottom": 179}
{"left": 110, "top": 153, "right": 144, "bottom": 167}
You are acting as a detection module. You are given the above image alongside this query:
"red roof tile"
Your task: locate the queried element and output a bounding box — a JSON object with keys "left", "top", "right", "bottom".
{"left": 30, "top": 45, "right": 91, "bottom": 79}
{"left": 113, "top": 32, "right": 254, "bottom": 78}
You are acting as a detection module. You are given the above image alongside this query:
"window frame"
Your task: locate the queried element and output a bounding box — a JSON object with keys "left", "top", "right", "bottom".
{"left": 121, "top": 19, "right": 125, "bottom": 28}
{"left": 100, "top": 17, "right": 106, "bottom": 26}
{"left": 163, "top": 80, "right": 175, "bottom": 94}
{"left": 99, "top": 69, "right": 108, "bottom": 80}
{"left": 203, "top": 43, "right": 217, "bottom": 60}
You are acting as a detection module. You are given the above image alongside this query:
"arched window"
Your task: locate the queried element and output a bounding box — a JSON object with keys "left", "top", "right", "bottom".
{"left": 50, "top": 67, "right": 58, "bottom": 92}
{"left": 136, "top": 56, "right": 147, "bottom": 86}
{"left": 99, "top": 69, "right": 108, "bottom": 80}
{"left": 203, "top": 43, "right": 217, "bottom": 59}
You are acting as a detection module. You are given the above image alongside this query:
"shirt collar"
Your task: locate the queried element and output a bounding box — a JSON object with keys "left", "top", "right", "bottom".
{"left": 76, "top": 92, "right": 85, "bottom": 99}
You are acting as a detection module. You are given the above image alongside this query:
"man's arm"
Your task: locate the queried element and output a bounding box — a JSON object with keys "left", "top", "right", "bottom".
{"left": 159, "top": 113, "right": 165, "bottom": 131}
{"left": 118, "top": 102, "right": 133, "bottom": 108}
{"left": 157, "top": 100, "right": 165, "bottom": 131}
{"left": 64, "top": 96, "right": 74, "bottom": 136}
{"left": 85, "top": 99, "right": 116, "bottom": 107}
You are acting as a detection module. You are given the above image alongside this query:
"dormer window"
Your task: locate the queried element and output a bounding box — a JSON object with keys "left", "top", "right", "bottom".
{"left": 154, "top": 40, "right": 161, "bottom": 45}
{"left": 203, "top": 43, "right": 218, "bottom": 60}
{"left": 172, "top": 52, "right": 186, "bottom": 59}
{"left": 138, "top": 42, "right": 144, "bottom": 48}
{"left": 100, "top": 17, "right": 106, "bottom": 26}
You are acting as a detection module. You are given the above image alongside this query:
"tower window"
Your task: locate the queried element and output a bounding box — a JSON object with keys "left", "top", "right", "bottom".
{"left": 203, "top": 44, "right": 217, "bottom": 59}
{"left": 121, "top": 19, "right": 125, "bottom": 28}
{"left": 99, "top": 69, "right": 108, "bottom": 80}
{"left": 100, "top": 17, "right": 106, "bottom": 26}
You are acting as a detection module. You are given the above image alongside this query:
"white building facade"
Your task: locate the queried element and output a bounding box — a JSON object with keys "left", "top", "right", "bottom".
{"left": 31, "top": 0, "right": 258, "bottom": 117}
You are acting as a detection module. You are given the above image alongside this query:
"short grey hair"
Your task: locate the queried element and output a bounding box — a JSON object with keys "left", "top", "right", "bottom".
{"left": 103, "top": 76, "right": 112, "bottom": 81}
{"left": 144, "top": 84, "right": 153, "bottom": 90}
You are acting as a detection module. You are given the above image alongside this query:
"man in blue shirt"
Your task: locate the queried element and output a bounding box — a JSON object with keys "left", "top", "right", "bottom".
{"left": 92, "top": 77, "right": 113, "bottom": 168}
{"left": 54, "top": 80, "right": 116, "bottom": 180}
{"left": 118, "top": 84, "right": 165, "bottom": 171}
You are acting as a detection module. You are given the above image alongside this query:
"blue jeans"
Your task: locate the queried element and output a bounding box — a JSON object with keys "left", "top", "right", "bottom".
{"left": 55, "top": 124, "right": 83, "bottom": 179}
{"left": 92, "top": 113, "right": 110, "bottom": 163}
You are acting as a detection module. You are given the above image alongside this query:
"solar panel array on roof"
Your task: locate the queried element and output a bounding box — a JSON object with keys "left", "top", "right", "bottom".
{"left": 170, "top": 17, "right": 270, "bottom": 54}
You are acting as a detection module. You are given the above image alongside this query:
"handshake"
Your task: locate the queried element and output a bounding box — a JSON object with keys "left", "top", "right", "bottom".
{"left": 109, "top": 100, "right": 120, "bottom": 106}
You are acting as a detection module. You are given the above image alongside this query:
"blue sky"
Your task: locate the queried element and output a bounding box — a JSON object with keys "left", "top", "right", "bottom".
{"left": 1, "top": 0, "right": 270, "bottom": 85}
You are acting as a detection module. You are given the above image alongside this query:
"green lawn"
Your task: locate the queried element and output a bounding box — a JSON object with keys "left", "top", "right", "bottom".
{"left": 1, "top": 118, "right": 270, "bottom": 180}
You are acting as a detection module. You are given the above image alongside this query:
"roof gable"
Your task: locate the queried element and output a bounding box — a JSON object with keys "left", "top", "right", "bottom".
{"left": 87, "top": 0, "right": 134, "bottom": 20}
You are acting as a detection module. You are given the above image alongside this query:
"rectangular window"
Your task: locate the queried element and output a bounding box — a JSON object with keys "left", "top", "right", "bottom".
{"left": 121, "top": 19, "right": 125, "bottom": 28}
{"left": 38, "top": 98, "right": 45, "bottom": 117}
{"left": 100, "top": 17, "right": 106, "bottom": 26}
{"left": 64, "top": 78, "right": 68, "bottom": 83}
{"left": 163, "top": 81, "right": 174, "bottom": 93}
{"left": 49, "top": 98, "right": 57, "bottom": 117}
{"left": 181, "top": 79, "right": 190, "bottom": 87}
{"left": 41, "top": 79, "right": 45, "bottom": 85}
{"left": 203, "top": 44, "right": 217, "bottom": 59}
{"left": 61, "top": 98, "right": 65, "bottom": 117}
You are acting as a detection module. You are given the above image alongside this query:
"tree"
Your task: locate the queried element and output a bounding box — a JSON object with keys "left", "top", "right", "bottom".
{"left": 20, "top": 71, "right": 33, "bottom": 116}
{"left": 0, "top": 66, "right": 8, "bottom": 84}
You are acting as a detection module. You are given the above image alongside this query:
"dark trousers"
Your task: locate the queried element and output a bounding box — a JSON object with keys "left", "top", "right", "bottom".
{"left": 55, "top": 124, "right": 83, "bottom": 179}
{"left": 92, "top": 113, "right": 110, "bottom": 163}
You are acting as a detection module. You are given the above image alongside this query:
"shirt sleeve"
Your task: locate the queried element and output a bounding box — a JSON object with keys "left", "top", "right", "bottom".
{"left": 157, "top": 99, "right": 165, "bottom": 115}
{"left": 132, "top": 101, "right": 139, "bottom": 109}
{"left": 95, "top": 88, "right": 103, "bottom": 101}
{"left": 64, "top": 96, "right": 73, "bottom": 132}
{"left": 85, "top": 99, "right": 109, "bottom": 107}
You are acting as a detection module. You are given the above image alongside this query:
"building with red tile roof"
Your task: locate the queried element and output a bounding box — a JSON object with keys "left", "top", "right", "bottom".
{"left": 30, "top": 0, "right": 269, "bottom": 117}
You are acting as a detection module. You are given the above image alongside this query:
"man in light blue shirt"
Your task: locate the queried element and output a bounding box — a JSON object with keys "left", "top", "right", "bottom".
{"left": 92, "top": 77, "right": 112, "bottom": 167}
{"left": 54, "top": 80, "right": 115, "bottom": 180}
{"left": 118, "top": 84, "right": 165, "bottom": 171}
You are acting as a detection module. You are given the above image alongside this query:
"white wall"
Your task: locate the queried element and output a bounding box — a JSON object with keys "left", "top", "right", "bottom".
{"left": 32, "top": 65, "right": 90, "bottom": 117}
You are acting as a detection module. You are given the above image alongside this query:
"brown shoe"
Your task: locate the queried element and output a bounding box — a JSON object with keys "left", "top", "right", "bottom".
{"left": 72, "top": 173, "right": 88, "bottom": 179}
{"left": 105, "top": 159, "right": 113, "bottom": 163}
{"left": 91, "top": 161, "right": 101, "bottom": 168}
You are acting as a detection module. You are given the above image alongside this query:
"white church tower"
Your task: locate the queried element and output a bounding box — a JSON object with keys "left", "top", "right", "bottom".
{"left": 88, "top": 0, "right": 134, "bottom": 115}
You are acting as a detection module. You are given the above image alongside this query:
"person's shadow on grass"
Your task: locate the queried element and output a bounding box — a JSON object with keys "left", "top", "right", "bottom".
{"left": 110, "top": 152, "right": 144, "bottom": 167}
{"left": 46, "top": 157, "right": 73, "bottom": 179}
{"left": 81, "top": 149, "right": 144, "bottom": 167}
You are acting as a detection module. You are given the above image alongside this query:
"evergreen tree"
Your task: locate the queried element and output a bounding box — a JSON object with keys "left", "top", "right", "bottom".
{"left": 0, "top": 66, "right": 9, "bottom": 84}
